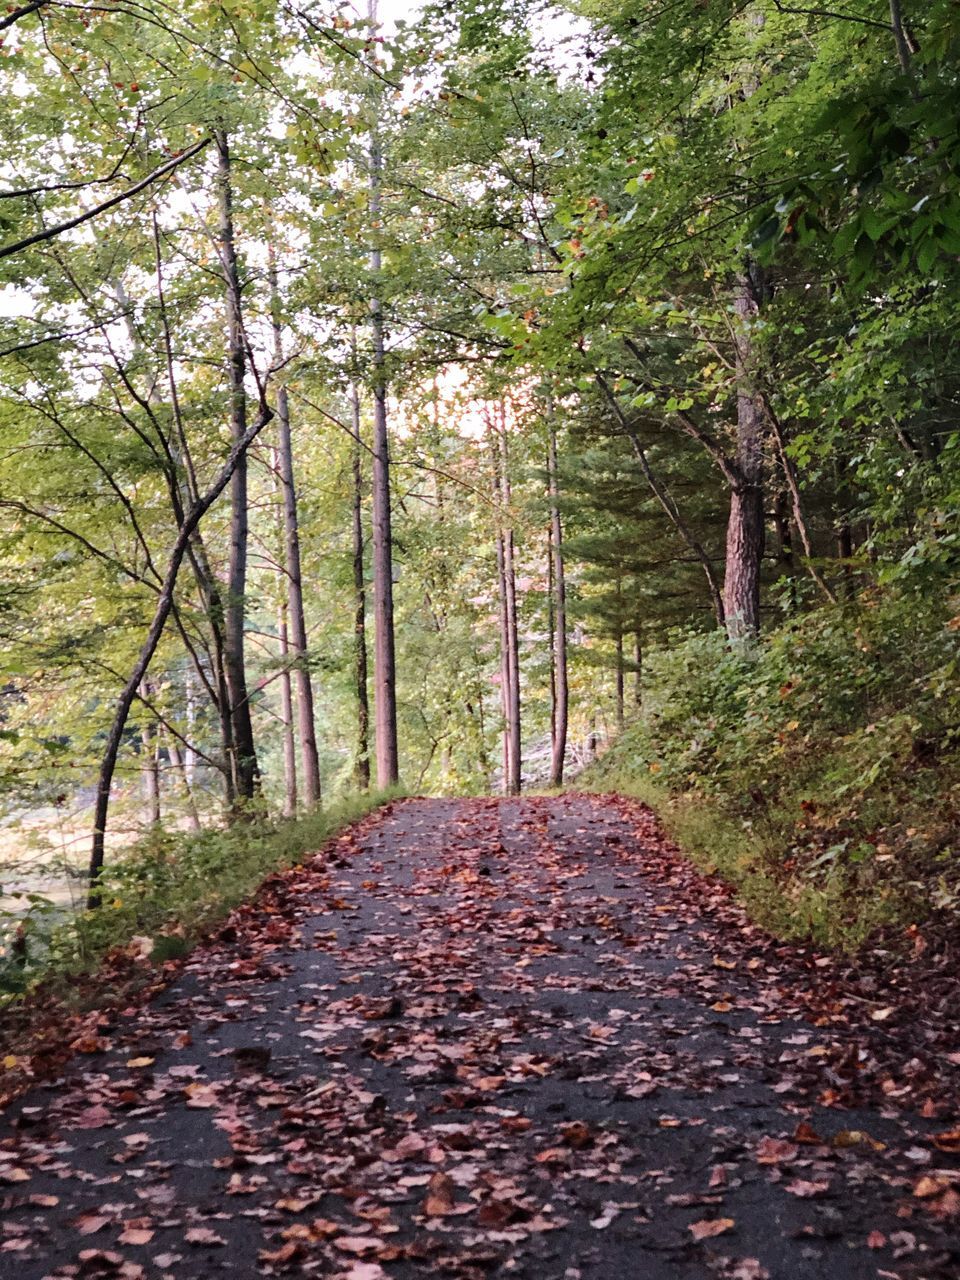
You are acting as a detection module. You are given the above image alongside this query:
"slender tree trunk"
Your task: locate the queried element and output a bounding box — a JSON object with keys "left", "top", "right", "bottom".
{"left": 350, "top": 374, "right": 371, "bottom": 791}
{"left": 494, "top": 509, "right": 512, "bottom": 796}
{"left": 215, "top": 130, "right": 259, "bottom": 803}
{"left": 88, "top": 400, "right": 273, "bottom": 904}
{"left": 165, "top": 732, "right": 201, "bottom": 830}
{"left": 278, "top": 600, "right": 297, "bottom": 819}
{"left": 634, "top": 633, "right": 643, "bottom": 708}
{"left": 367, "top": 73, "right": 399, "bottom": 789}
{"left": 723, "top": 267, "right": 766, "bottom": 641}
{"left": 615, "top": 630, "right": 625, "bottom": 731}
{"left": 498, "top": 411, "right": 521, "bottom": 794}
{"left": 140, "top": 681, "right": 161, "bottom": 826}
{"left": 762, "top": 396, "right": 837, "bottom": 604}
{"left": 184, "top": 671, "right": 197, "bottom": 785}
{"left": 546, "top": 403, "right": 568, "bottom": 787}
{"left": 267, "top": 239, "right": 321, "bottom": 806}
{"left": 547, "top": 518, "right": 556, "bottom": 750}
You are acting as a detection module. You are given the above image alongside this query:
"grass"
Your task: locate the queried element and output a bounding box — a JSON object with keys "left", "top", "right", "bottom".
{"left": 0, "top": 787, "right": 402, "bottom": 1009}
{"left": 579, "top": 722, "right": 949, "bottom": 952}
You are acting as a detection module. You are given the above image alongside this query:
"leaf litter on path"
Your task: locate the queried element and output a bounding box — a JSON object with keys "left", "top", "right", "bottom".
{"left": 0, "top": 795, "right": 958, "bottom": 1278}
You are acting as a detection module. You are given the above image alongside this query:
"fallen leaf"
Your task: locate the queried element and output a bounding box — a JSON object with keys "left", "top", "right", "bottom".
{"left": 184, "top": 1227, "right": 227, "bottom": 1246}
{"left": 755, "top": 1136, "right": 798, "bottom": 1164}
{"left": 422, "top": 1171, "right": 456, "bottom": 1216}
{"left": 784, "top": 1179, "right": 831, "bottom": 1198}
{"left": 689, "top": 1217, "right": 735, "bottom": 1240}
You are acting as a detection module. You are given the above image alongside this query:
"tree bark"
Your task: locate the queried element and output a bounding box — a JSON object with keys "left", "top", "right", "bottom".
{"left": 634, "top": 633, "right": 643, "bottom": 707}
{"left": 88, "top": 400, "right": 274, "bottom": 904}
{"left": 215, "top": 130, "right": 260, "bottom": 803}
{"left": 277, "top": 599, "right": 297, "bottom": 819}
{"left": 350, "top": 373, "right": 371, "bottom": 790}
{"left": 723, "top": 268, "right": 766, "bottom": 642}
{"left": 140, "top": 681, "right": 161, "bottom": 827}
{"left": 615, "top": 629, "right": 625, "bottom": 731}
{"left": 367, "top": 87, "right": 400, "bottom": 789}
{"left": 165, "top": 731, "right": 201, "bottom": 830}
{"left": 498, "top": 411, "right": 522, "bottom": 795}
{"left": 268, "top": 238, "right": 322, "bottom": 807}
{"left": 546, "top": 401, "right": 568, "bottom": 787}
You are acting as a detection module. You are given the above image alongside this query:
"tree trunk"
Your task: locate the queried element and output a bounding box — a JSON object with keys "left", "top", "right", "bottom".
{"left": 723, "top": 267, "right": 766, "bottom": 642}
{"left": 350, "top": 374, "right": 371, "bottom": 790}
{"left": 215, "top": 130, "right": 259, "bottom": 803}
{"left": 546, "top": 403, "right": 568, "bottom": 787}
{"left": 493, "top": 453, "right": 517, "bottom": 796}
{"left": 615, "top": 630, "right": 625, "bottom": 731}
{"left": 634, "top": 633, "right": 643, "bottom": 707}
{"left": 268, "top": 238, "right": 322, "bottom": 807}
{"left": 368, "top": 95, "right": 399, "bottom": 789}
{"left": 165, "top": 731, "right": 201, "bottom": 830}
{"left": 88, "top": 400, "right": 273, "bottom": 904}
{"left": 140, "top": 681, "right": 161, "bottom": 827}
{"left": 497, "top": 412, "right": 522, "bottom": 795}
{"left": 278, "top": 600, "right": 297, "bottom": 819}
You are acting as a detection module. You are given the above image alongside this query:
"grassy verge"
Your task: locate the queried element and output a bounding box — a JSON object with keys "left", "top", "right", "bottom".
{"left": 578, "top": 592, "right": 960, "bottom": 951}
{"left": 0, "top": 788, "right": 401, "bottom": 1010}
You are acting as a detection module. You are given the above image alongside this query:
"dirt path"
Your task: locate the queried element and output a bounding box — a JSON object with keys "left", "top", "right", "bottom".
{"left": 1, "top": 796, "right": 958, "bottom": 1279}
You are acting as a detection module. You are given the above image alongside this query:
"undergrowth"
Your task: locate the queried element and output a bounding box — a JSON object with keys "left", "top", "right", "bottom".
{"left": 582, "top": 587, "right": 960, "bottom": 950}
{"left": 0, "top": 789, "right": 400, "bottom": 1010}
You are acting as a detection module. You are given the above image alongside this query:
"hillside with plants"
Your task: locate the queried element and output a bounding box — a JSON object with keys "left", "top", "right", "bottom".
{"left": 0, "top": 0, "right": 958, "bottom": 997}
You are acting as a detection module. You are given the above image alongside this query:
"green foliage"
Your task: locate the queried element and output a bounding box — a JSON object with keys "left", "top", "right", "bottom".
{"left": 584, "top": 588, "right": 960, "bottom": 948}
{"left": 0, "top": 791, "right": 399, "bottom": 1007}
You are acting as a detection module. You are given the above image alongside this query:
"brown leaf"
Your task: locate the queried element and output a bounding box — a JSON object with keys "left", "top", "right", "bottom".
{"left": 689, "top": 1217, "right": 735, "bottom": 1240}
{"left": 755, "top": 1136, "right": 798, "bottom": 1165}
{"left": 560, "top": 1120, "right": 593, "bottom": 1149}
{"left": 784, "top": 1179, "right": 831, "bottom": 1198}
{"left": 793, "top": 1121, "right": 825, "bottom": 1145}
{"left": 118, "top": 1227, "right": 154, "bottom": 1246}
{"left": 932, "top": 1127, "right": 960, "bottom": 1154}
{"left": 421, "top": 1171, "right": 456, "bottom": 1216}
{"left": 184, "top": 1227, "right": 227, "bottom": 1246}
{"left": 74, "top": 1213, "right": 111, "bottom": 1235}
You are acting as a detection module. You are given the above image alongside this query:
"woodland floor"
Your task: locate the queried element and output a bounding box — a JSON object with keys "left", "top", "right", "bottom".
{"left": 1, "top": 795, "right": 959, "bottom": 1280}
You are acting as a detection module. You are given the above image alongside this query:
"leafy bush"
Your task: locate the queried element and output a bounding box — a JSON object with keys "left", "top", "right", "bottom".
{"left": 585, "top": 589, "right": 960, "bottom": 948}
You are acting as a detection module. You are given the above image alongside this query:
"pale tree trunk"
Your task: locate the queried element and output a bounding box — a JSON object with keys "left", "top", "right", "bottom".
{"left": 278, "top": 599, "right": 297, "bottom": 819}
{"left": 140, "top": 681, "right": 161, "bottom": 826}
{"left": 546, "top": 402, "right": 568, "bottom": 787}
{"left": 215, "top": 130, "right": 259, "bottom": 802}
{"left": 267, "top": 239, "right": 322, "bottom": 806}
{"left": 547, "top": 519, "right": 556, "bottom": 748}
{"left": 350, "top": 372, "right": 371, "bottom": 790}
{"left": 497, "top": 410, "right": 522, "bottom": 795}
{"left": 165, "top": 731, "right": 201, "bottom": 830}
{"left": 366, "top": 26, "right": 399, "bottom": 788}
{"left": 494, "top": 516, "right": 513, "bottom": 796}
{"left": 88, "top": 399, "right": 273, "bottom": 903}
{"left": 723, "top": 266, "right": 766, "bottom": 642}
{"left": 615, "top": 630, "right": 625, "bottom": 731}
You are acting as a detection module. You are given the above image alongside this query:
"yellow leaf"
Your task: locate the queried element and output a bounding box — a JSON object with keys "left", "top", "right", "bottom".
{"left": 126, "top": 1057, "right": 155, "bottom": 1068}
{"left": 2, "top": 1055, "right": 18, "bottom": 1069}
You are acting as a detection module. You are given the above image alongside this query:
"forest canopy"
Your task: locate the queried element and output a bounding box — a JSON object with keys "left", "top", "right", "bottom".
{"left": 0, "top": 0, "right": 958, "bottom": 954}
